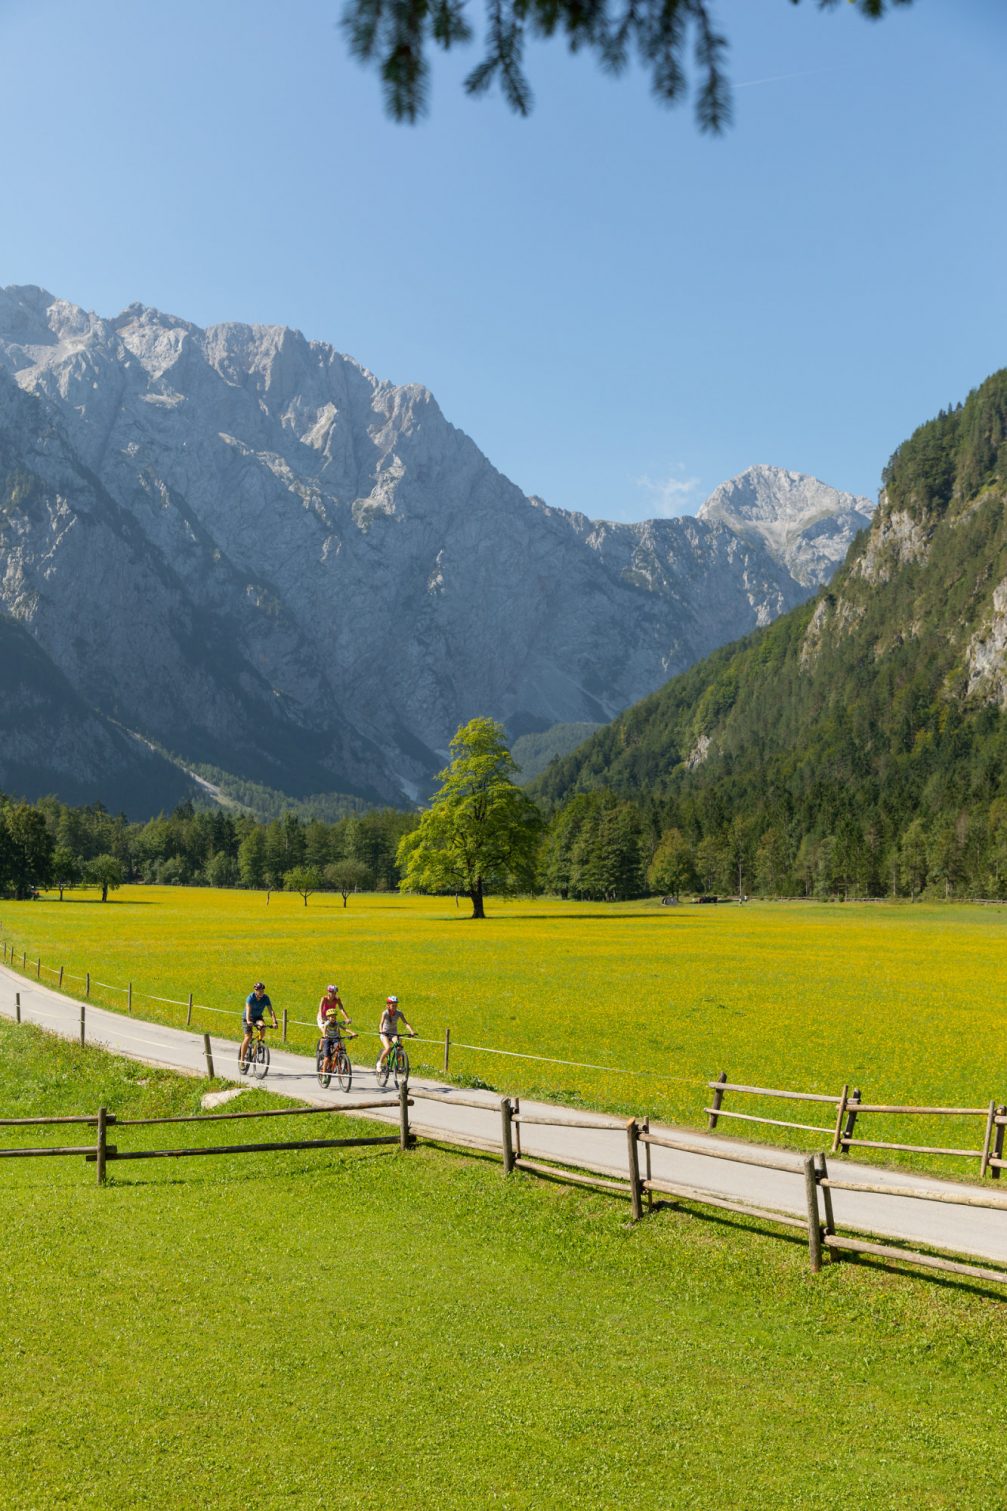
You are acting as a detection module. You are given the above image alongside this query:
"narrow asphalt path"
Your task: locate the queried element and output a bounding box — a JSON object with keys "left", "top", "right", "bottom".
{"left": 4, "top": 963, "right": 1007, "bottom": 1269}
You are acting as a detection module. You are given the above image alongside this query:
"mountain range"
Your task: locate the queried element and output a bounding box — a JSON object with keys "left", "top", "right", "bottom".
{"left": 0, "top": 284, "right": 872, "bottom": 814}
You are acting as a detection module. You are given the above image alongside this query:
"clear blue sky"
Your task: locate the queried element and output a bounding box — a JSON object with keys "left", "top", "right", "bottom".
{"left": 3, "top": 0, "right": 1004, "bottom": 519}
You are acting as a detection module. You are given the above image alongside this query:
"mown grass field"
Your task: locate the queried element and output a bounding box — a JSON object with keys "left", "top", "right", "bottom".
{"left": 2, "top": 888, "right": 1007, "bottom": 1161}
{"left": 1, "top": 1015, "right": 1006, "bottom": 1510}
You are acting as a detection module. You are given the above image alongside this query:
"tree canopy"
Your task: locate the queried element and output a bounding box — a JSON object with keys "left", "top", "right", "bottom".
{"left": 342, "top": 0, "right": 912, "bottom": 125}
{"left": 397, "top": 717, "right": 543, "bottom": 917}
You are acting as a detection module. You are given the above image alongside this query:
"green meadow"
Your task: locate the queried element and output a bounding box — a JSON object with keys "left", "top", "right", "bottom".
{"left": 1, "top": 1016, "right": 1006, "bottom": 1510}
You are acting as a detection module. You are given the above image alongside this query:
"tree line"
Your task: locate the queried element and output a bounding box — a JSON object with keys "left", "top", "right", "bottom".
{"left": 6, "top": 764, "right": 999, "bottom": 907}
{"left": 0, "top": 795, "right": 417, "bottom": 903}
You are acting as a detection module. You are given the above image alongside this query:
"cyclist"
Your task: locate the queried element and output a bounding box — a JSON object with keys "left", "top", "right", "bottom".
{"left": 240, "top": 981, "right": 277, "bottom": 1068}
{"left": 317, "top": 984, "right": 354, "bottom": 1075}
{"left": 376, "top": 994, "right": 416, "bottom": 1076}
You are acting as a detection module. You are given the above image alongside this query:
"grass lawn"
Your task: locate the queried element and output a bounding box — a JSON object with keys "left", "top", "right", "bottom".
{"left": 3, "top": 888, "right": 1007, "bottom": 1145}
{"left": 1, "top": 1017, "right": 1006, "bottom": 1510}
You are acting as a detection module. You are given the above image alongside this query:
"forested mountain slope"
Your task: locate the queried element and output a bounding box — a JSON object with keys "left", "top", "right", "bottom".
{"left": 536, "top": 372, "right": 1007, "bottom": 895}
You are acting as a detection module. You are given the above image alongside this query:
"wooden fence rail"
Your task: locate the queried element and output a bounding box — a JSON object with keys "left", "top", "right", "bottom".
{"left": 0, "top": 1088, "right": 415, "bottom": 1183}
{"left": 707, "top": 1073, "right": 1007, "bottom": 1178}
{"left": 810, "top": 1154, "right": 1007, "bottom": 1287}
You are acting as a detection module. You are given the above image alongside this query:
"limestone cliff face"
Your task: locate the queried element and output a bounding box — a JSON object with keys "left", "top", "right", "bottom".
{"left": 0, "top": 286, "right": 871, "bottom": 808}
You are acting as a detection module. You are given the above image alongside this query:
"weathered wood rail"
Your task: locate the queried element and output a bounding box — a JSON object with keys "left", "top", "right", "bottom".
{"left": 707, "top": 1073, "right": 1007, "bottom": 1177}
{"left": 0, "top": 1089, "right": 414, "bottom": 1183}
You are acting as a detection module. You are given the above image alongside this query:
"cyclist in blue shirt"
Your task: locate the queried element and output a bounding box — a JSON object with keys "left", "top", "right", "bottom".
{"left": 240, "top": 981, "right": 277, "bottom": 1068}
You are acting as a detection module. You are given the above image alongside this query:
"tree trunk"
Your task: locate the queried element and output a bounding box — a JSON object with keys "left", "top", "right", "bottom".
{"left": 342, "top": 892, "right": 349, "bottom": 908}
{"left": 101, "top": 882, "right": 109, "bottom": 903}
{"left": 58, "top": 885, "right": 64, "bottom": 901}
{"left": 469, "top": 880, "right": 485, "bottom": 919}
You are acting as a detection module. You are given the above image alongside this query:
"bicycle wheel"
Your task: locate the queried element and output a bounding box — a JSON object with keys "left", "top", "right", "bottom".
{"left": 238, "top": 1043, "right": 250, "bottom": 1077}
{"left": 393, "top": 1045, "right": 410, "bottom": 1089}
{"left": 375, "top": 1054, "right": 390, "bottom": 1088}
{"left": 252, "top": 1040, "right": 270, "bottom": 1080}
{"left": 335, "top": 1048, "right": 352, "bottom": 1094}
{"left": 316, "top": 1044, "right": 331, "bottom": 1090}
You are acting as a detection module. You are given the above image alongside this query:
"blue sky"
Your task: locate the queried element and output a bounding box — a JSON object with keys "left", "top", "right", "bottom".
{"left": 2, "top": 0, "right": 1004, "bottom": 520}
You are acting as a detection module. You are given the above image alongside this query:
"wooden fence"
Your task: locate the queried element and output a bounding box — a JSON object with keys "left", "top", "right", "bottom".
{"left": 0, "top": 1087, "right": 414, "bottom": 1185}
{"left": 4, "top": 1084, "right": 1007, "bottom": 1291}
{"left": 706, "top": 1073, "right": 1007, "bottom": 1178}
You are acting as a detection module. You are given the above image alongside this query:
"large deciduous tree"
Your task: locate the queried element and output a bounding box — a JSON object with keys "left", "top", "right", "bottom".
{"left": 397, "top": 718, "right": 542, "bottom": 918}
{"left": 342, "top": 0, "right": 911, "bottom": 125}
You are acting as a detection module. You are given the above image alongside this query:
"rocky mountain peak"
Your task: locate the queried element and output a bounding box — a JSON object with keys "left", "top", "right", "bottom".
{"left": 697, "top": 464, "right": 876, "bottom": 587}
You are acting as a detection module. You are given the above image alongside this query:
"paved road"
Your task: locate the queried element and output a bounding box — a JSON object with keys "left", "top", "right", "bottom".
{"left": 4, "top": 963, "right": 1007, "bottom": 1269}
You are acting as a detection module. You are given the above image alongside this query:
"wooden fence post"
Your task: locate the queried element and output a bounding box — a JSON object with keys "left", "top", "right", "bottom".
{"left": 804, "top": 1156, "right": 823, "bottom": 1273}
{"left": 981, "top": 1101, "right": 997, "bottom": 1178}
{"left": 815, "top": 1151, "right": 835, "bottom": 1239}
{"left": 282, "top": 1008, "right": 288, "bottom": 1043}
{"left": 840, "top": 1088, "right": 861, "bottom": 1154}
{"left": 992, "top": 1106, "right": 1006, "bottom": 1181}
{"left": 398, "top": 1084, "right": 411, "bottom": 1151}
{"left": 22, "top": 950, "right": 26, "bottom": 970}
{"left": 831, "top": 1084, "right": 849, "bottom": 1153}
{"left": 127, "top": 981, "right": 132, "bottom": 1014}
{"left": 79, "top": 1003, "right": 85, "bottom": 1048}
{"left": 203, "top": 1033, "right": 215, "bottom": 1080}
{"left": 500, "top": 1097, "right": 515, "bottom": 1174}
{"left": 444, "top": 1027, "right": 451, "bottom": 1075}
{"left": 96, "top": 1106, "right": 107, "bottom": 1186}
{"left": 626, "top": 1119, "right": 644, "bottom": 1221}
{"left": 85, "top": 971, "right": 90, "bottom": 999}
{"left": 58, "top": 966, "right": 64, "bottom": 989}
{"left": 186, "top": 993, "right": 193, "bottom": 1027}
{"left": 15, "top": 991, "right": 20, "bottom": 1023}
{"left": 708, "top": 1071, "right": 727, "bottom": 1130}
{"left": 35, "top": 958, "right": 40, "bottom": 980}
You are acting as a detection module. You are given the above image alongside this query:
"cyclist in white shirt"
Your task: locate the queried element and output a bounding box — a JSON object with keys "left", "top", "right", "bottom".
{"left": 376, "top": 994, "right": 415, "bottom": 1076}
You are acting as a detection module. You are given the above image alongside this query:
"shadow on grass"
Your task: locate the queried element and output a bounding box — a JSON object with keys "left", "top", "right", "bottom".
{"left": 437, "top": 911, "right": 695, "bottom": 923}
{"left": 107, "top": 1143, "right": 399, "bottom": 1190}
{"left": 35, "top": 897, "right": 156, "bottom": 906}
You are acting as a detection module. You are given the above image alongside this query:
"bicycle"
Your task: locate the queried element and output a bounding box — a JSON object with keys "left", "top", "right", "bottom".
{"left": 375, "top": 1032, "right": 415, "bottom": 1089}
{"left": 238, "top": 1020, "right": 274, "bottom": 1080}
{"left": 317, "top": 1027, "right": 355, "bottom": 1092}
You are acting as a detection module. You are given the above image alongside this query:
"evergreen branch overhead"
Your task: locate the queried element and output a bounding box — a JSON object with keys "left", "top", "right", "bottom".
{"left": 341, "top": 0, "right": 913, "bottom": 123}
